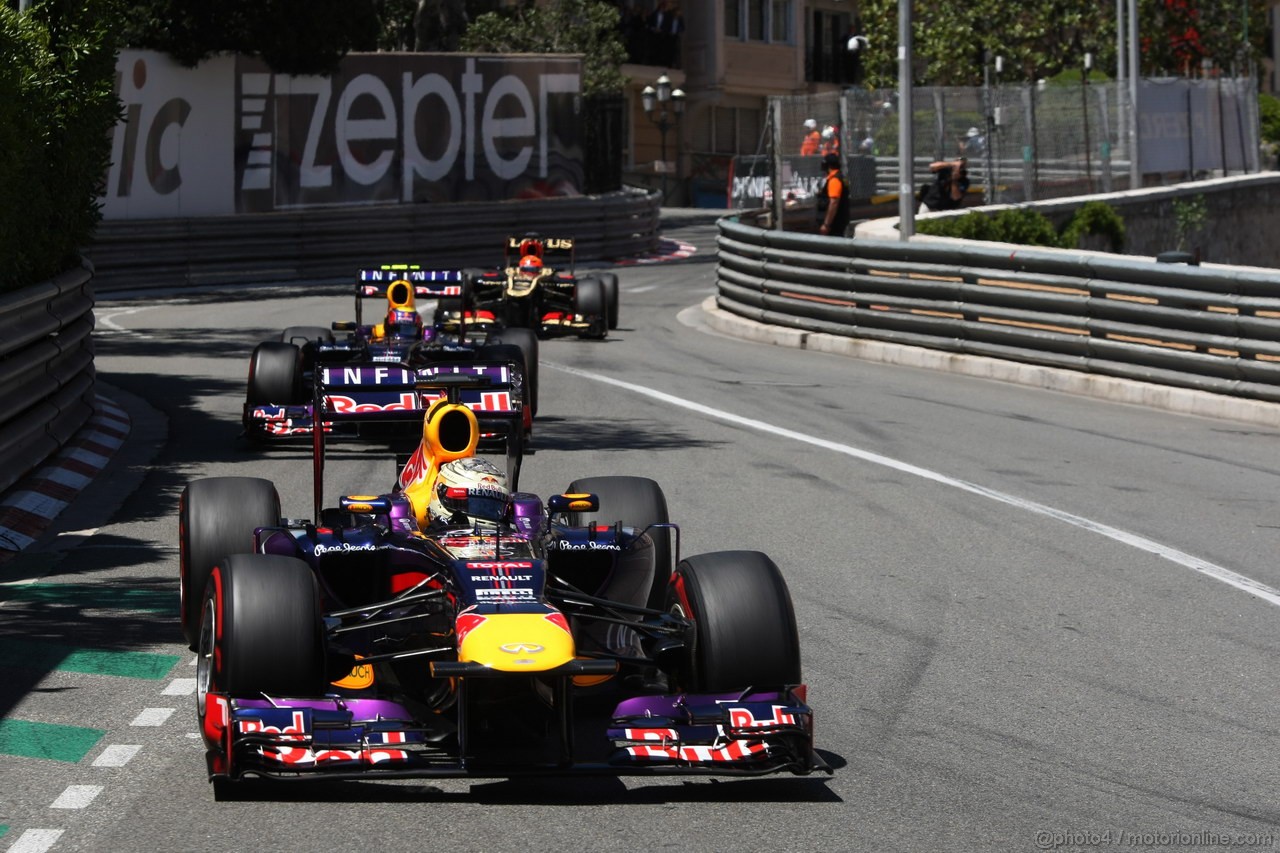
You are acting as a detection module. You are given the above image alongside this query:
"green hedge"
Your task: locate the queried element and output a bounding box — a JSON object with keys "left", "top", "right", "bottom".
{"left": 918, "top": 201, "right": 1125, "bottom": 253}
{"left": 0, "top": 1, "right": 122, "bottom": 292}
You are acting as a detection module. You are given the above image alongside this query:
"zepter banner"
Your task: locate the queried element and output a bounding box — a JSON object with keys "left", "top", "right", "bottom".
{"left": 103, "top": 51, "right": 584, "bottom": 219}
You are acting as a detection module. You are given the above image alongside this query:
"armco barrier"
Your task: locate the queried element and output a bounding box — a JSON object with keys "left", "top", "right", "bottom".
{"left": 86, "top": 188, "right": 662, "bottom": 291}
{"left": 0, "top": 260, "right": 96, "bottom": 496}
{"left": 716, "top": 216, "right": 1280, "bottom": 404}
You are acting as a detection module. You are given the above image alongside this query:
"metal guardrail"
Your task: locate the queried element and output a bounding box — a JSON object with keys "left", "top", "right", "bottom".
{"left": 0, "top": 260, "right": 96, "bottom": 495}
{"left": 716, "top": 216, "right": 1280, "bottom": 404}
{"left": 86, "top": 189, "right": 662, "bottom": 291}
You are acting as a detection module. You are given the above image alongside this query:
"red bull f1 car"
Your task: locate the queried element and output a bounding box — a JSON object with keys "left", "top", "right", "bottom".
{"left": 444, "top": 236, "right": 619, "bottom": 340}
{"left": 181, "top": 374, "right": 825, "bottom": 787}
{"left": 243, "top": 265, "right": 538, "bottom": 447}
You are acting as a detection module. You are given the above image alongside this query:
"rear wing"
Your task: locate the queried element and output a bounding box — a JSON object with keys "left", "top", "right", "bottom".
{"left": 310, "top": 365, "right": 524, "bottom": 521}
{"left": 504, "top": 236, "right": 575, "bottom": 271}
{"left": 354, "top": 265, "right": 464, "bottom": 326}
{"left": 313, "top": 363, "right": 521, "bottom": 423}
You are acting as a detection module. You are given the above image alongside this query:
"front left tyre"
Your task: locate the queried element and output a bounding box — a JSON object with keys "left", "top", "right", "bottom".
{"left": 179, "top": 477, "right": 280, "bottom": 648}
{"left": 197, "top": 554, "right": 326, "bottom": 745}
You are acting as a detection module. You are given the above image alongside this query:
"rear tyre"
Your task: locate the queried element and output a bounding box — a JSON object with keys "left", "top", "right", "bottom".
{"left": 488, "top": 327, "right": 539, "bottom": 417}
{"left": 434, "top": 274, "right": 475, "bottom": 325}
{"left": 574, "top": 277, "right": 606, "bottom": 338}
{"left": 246, "top": 342, "right": 302, "bottom": 405}
{"left": 196, "top": 554, "right": 325, "bottom": 740}
{"left": 599, "top": 273, "right": 620, "bottom": 330}
{"left": 567, "top": 476, "right": 671, "bottom": 610}
{"left": 666, "top": 550, "right": 801, "bottom": 693}
{"left": 179, "top": 477, "right": 280, "bottom": 648}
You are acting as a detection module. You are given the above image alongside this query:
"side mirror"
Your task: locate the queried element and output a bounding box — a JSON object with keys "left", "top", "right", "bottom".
{"left": 331, "top": 320, "right": 356, "bottom": 331}
{"left": 547, "top": 493, "right": 598, "bottom": 515}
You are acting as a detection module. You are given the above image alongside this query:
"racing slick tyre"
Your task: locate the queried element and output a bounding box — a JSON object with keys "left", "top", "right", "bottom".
{"left": 567, "top": 476, "right": 671, "bottom": 610}
{"left": 574, "top": 277, "right": 607, "bottom": 339}
{"left": 434, "top": 273, "right": 475, "bottom": 325}
{"left": 246, "top": 341, "right": 303, "bottom": 405}
{"left": 599, "top": 273, "right": 620, "bottom": 330}
{"left": 179, "top": 477, "right": 280, "bottom": 648}
{"left": 666, "top": 550, "right": 802, "bottom": 693}
{"left": 489, "top": 327, "right": 539, "bottom": 417}
{"left": 279, "top": 326, "right": 333, "bottom": 346}
{"left": 196, "top": 554, "right": 325, "bottom": 739}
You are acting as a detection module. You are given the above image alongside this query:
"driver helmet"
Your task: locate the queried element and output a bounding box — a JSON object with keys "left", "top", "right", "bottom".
{"left": 385, "top": 308, "right": 423, "bottom": 339}
{"left": 518, "top": 254, "right": 543, "bottom": 276}
{"left": 427, "top": 458, "right": 509, "bottom": 527}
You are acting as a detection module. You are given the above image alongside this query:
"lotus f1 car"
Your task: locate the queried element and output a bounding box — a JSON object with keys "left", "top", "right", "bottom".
{"left": 243, "top": 265, "right": 538, "bottom": 446}
{"left": 181, "top": 380, "right": 825, "bottom": 786}
{"left": 451, "top": 236, "right": 620, "bottom": 340}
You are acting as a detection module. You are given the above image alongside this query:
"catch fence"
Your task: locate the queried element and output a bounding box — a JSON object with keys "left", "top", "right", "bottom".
{"left": 732, "top": 79, "right": 1259, "bottom": 215}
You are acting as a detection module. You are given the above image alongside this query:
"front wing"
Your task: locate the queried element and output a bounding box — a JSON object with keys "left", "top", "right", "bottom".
{"left": 204, "top": 689, "right": 826, "bottom": 782}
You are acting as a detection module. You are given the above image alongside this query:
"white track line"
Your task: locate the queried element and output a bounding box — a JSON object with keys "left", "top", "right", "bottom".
{"left": 49, "top": 786, "right": 102, "bottom": 810}
{"left": 92, "top": 745, "right": 141, "bottom": 767}
{"left": 162, "top": 678, "right": 196, "bottom": 696}
{"left": 7, "top": 830, "right": 63, "bottom": 853}
{"left": 96, "top": 306, "right": 155, "bottom": 339}
{"left": 547, "top": 361, "right": 1280, "bottom": 608}
{"left": 129, "top": 708, "right": 175, "bottom": 727}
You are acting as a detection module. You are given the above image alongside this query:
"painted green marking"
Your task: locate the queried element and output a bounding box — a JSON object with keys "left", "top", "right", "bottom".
{"left": 0, "top": 638, "right": 180, "bottom": 680}
{"left": 0, "top": 719, "right": 104, "bottom": 763}
{"left": 0, "top": 825, "right": 8, "bottom": 838}
{"left": 0, "top": 583, "right": 172, "bottom": 612}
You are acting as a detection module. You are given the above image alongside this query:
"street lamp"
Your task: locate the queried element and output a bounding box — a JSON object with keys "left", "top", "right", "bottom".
{"left": 641, "top": 74, "right": 685, "bottom": 203}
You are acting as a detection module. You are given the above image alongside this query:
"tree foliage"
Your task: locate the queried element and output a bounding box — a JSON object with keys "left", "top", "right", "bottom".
{"left": 1, "top": 0, "right": 122, "bottom": 290}
{"left": 460, "top": 0, "right": 626, "bottom": 96}
{"left": 855, "top": 0, "right": 1264, "bottom": 88}
{"left": 119, "top": 0, "right": 380, "bottom": 75}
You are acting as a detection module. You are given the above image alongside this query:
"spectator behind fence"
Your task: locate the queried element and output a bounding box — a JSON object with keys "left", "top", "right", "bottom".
{"left": 800, "top": 118, "right": 820, "bottom": 156}
{"left": 963, "top": 126, "right": 986, "bottom": 156}
{"left": 918, "top": 156, "right": 968, "bottom": 214}
{"left": 819, "top": 125, "right": 840, "bottom": 157}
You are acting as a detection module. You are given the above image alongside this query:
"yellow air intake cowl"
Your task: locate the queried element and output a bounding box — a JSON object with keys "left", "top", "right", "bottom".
{"left": 386, "top": 279, "right": 416, "bottom": 312}
{"left": 423, "top": 399, "right": 478, "bottom": 460}
{"left": 400, "top": 400, "right": 480, "bottom": 526}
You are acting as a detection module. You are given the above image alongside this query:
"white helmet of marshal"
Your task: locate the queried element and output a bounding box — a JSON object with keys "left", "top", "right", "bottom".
{"left": 427, "top": 457, "right": 509, "bottom": 526}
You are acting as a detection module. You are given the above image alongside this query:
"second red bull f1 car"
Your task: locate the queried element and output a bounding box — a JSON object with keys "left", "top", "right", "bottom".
{"left": 243, "top": 265, "right": 537, "bottom": 448}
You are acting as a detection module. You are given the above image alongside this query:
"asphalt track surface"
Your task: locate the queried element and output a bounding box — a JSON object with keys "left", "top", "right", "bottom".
{"left": 1, "top": 218, "right": 1279, "bottom": 852}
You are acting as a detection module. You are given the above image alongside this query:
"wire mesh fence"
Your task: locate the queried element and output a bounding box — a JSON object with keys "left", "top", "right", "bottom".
{"left": 730, "top": 78, "right": 1259, "bottom": 217}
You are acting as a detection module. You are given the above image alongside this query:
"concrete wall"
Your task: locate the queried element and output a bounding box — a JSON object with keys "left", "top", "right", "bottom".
{"left": 857, "top": 172, "right": 1280, "bottom": 269}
